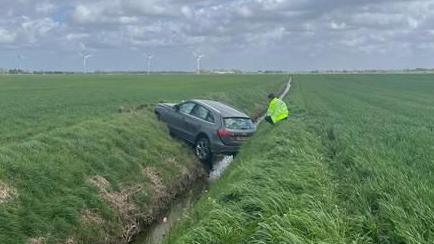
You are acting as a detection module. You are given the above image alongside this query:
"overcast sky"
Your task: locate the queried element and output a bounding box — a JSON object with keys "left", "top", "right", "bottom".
{"left": 0, "top": 0, "right": 433, "bottom": 71}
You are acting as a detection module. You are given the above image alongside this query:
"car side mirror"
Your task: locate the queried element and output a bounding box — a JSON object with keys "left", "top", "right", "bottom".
{"left": 174, "top": 104, "right": 180, "bottom": 111}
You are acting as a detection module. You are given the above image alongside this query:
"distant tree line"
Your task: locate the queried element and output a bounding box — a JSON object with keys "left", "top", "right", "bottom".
{"left": 0, "top": 68, "right": 433, "bottom": 75}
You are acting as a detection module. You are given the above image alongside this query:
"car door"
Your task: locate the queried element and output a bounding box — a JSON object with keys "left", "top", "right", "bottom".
{"left": 170, "top": 102, "right": 196, "bottom": 139}
{"left": 186, "top": 105, "right": 215, "bottom": 142}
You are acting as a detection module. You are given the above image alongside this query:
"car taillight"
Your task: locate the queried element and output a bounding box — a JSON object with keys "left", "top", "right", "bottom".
{"left": 217, "top": 129, "right": 233, "bottom": 138}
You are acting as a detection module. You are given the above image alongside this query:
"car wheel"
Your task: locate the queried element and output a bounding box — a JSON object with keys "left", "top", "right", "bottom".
{"left": 168, "top": 128, "right": 176, "bottom": 138}
{"left": 195, "top": 137, "right": 212, "bottom": 163}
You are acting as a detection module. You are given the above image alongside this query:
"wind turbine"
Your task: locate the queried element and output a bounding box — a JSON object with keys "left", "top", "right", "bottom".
{"left": 193, "top": 52, "right": 204, "bottom": 74}
{"left": 79, "top": 42, "right": 93, "bottom": 73}
{"left": 80, "top": 52, "right": 92, "bottom": 73}
{"left": 17, "top": 54, "right": 24, "bottom": 71}
{"left": 144, "top": 53, "right": 153, "bottom": 75}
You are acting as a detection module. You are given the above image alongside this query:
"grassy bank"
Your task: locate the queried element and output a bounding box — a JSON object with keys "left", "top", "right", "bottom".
{"left": 0, "top": 74, "right": 287, "bottom": 243}
{"left": 167, "top": 74, "right": 434, "bottom": 243}
{"left": 167, "top": 118, "right": 347, "bottom": 243}
{"left": 1, "top": 111, "right": 203, "bottom": 243}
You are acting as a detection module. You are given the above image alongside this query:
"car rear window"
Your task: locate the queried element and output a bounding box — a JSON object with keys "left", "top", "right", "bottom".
{"left": 224, "top": 118, "right": 254, "bottom": 130}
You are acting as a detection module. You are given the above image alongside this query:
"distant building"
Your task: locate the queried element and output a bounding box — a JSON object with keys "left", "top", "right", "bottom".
{"left": 212, "top": 69, "right": 242, "bottom": 74}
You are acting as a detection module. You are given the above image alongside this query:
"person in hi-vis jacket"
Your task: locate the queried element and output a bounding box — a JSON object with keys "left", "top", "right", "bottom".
{"left": 265, "top": 93, "right": 289, "bottom": 125}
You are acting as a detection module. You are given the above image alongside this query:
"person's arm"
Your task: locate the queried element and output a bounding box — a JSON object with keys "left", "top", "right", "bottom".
{"left": 267, "top": 100, "right": 276, "bottom": 119}
{"left": 266, "top": 104, "right": 272, "bottom": 116}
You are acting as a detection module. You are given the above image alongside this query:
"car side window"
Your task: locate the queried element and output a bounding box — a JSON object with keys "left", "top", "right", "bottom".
{"left": 191, "top": 105, "right": 214, "bottom": 123}
{"left": 206, "top": 112, "right": 215, "bottom": 123}
{"left": 179, "top": 102, "right": 196, "bottom": 114}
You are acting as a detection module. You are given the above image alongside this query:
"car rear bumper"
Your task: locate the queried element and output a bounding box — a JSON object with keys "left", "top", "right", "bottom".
{"left": 211, "top": 140, "right": 242, "bottom": 155}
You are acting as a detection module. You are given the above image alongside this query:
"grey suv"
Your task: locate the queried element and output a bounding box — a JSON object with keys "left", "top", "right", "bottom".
{"left": 155, "top": 99, "right": 256, "bottom": 162}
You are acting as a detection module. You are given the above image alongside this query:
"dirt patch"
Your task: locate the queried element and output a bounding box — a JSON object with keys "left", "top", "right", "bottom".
{"left": 144, "top": 167, "right": 167, "bottom": 199}
{"left": 161, "top": 156, "right": 191, "bottom": 176}
{"left": 87, "top": 176, "right": 143, "bottom": 242}
{"left": 86, "top": 159, "right": 206, "bottom": 243}
{"left": 81, "top": 209, "right": 104, "bottom": 226}
{"left": 88, "top": 176, "right": 142, "bottom": 217}
{"left": 64, "top": 237, "right": 76, "bottom": 244}
{"left": 27, "top": 237, "right": 46, "bottom": 244}
{"left": 129, "top": 164, "right": 206, "bottom": 242}
{"left": 88, "top": 176, "right": 110, "bottom": 190}
{"left": 0, "top": 181, "right": 16, "bottom": 204}
{"left": 164, "top": 157, "right": 179, "bottom": 167}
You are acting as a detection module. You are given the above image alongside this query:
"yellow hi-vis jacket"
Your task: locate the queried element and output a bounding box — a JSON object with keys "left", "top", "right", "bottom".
{"left": 267, "top": 97, "right": 289, "bottom": 123}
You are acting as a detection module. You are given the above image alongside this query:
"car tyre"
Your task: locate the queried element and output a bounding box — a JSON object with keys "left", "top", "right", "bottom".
{"left": 168, "top": 128, "right": 176, "bottom": 138}
{"left": 195, "top": 136, "right": 213, "bottom": 164}
{"left": 155, "top": 112, "right": 161, "bottom": 121}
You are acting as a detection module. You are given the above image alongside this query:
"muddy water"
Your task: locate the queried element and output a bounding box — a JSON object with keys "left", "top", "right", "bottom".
{"left": 208, "top": 156, "right": 234, "bottom": 182}
{"left": 131, "top": 182, "right": 207, "bottom": 244}
{"left": 132, "top": 157, "right": 232, "bottom": 244}
{"left": 133, "top": 78, "right": 292, "bottom": 244}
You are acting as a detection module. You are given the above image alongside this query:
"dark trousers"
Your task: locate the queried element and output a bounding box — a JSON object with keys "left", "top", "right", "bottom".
{"left": 265, "top": 116, "right": 274, "bottom": 124}
{"left": 265, "top": 116, "right": 288, "bottom": 125}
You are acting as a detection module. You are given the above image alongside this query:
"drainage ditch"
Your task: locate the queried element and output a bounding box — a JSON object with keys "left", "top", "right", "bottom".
{"left": 132, "top": 77, "right": 292, "bottom": 244}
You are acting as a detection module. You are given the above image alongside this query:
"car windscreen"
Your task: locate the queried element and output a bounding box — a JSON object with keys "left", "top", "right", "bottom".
{"left": 223, "top": 117, "right": 254, "bottom": 130}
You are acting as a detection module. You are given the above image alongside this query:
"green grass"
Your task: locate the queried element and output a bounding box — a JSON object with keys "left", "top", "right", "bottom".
{"left": 167, "top": 74, "right": 434, "bottom": 243}
{"left": 0, "top": 74, "right": 287, "bottom": 243}
{"left": 0, "top": 74, "right": 286, "bottom": 144}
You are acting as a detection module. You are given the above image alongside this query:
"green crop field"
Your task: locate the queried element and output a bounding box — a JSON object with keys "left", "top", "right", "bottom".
{"left": 0, "top": 74, "right": 286, "bottom": 145}
{"left": 168, "top": 74, "right": 434, "bottom": 243}
{"left": 0, "top": 74, "right": 287, "bottom": 243}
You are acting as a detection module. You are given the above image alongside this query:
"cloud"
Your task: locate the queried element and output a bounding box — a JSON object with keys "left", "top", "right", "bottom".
{"left": 21, "top": 17, "right": 59, "bottom": 42}
{"left": 0, "top": 28, "right": 17, "bottom": 44}
{"left": 330, "top": 21, "right": 347, "bottom": 30}
{"left": 0, "top": 0, "right": 434, "bottom": 70}
{"left": 35, "top": 2, "right": 56, "bottom": 14}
